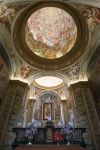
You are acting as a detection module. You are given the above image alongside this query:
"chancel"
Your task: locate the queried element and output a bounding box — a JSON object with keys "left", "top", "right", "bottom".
{"left": 0, "top": 0, "right": 100, "bottom": 150}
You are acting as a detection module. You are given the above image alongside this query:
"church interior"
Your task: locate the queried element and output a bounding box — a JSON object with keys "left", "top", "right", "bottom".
{"left": 0, "top": 0, "right": 100, "bottom": 150}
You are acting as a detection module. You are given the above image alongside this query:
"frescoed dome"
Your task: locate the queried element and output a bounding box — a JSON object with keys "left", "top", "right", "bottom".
{"left": 12, "top": 0, "right": 89, "bottom": 70}
{"left": 25, "top": 7, "right": 77, "bottom": 59}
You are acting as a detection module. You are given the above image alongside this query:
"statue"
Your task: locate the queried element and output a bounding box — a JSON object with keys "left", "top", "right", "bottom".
{"left": 47, "top": 115, "right": 51, "bottom": 121}
{"left": 58, "top": 121, "right": 62, "bottom": 127}
{"left": 47, "top": 128, "right": 52, "bottom": 142}
{"left": 17, "top": 122, "right": 22, "bottom": 127}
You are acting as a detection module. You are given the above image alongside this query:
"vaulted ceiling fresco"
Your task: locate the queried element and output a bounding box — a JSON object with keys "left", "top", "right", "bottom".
{"left": 61, "top": 63, "right": 80, "bottom": 82}
{"left": 78, "top": 5, "right": 100, "bottom": 32}
{"left": 26, "top": 7, "right": 77, "bottom": 59}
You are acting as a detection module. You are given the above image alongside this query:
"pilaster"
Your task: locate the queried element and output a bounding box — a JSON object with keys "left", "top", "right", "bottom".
{"left": 61, "top": 100, "right": 68, "bottom": 123}
{"left": 69, "top": 81, "right": 100, "bottom": 150}
{"left": 26, "top": 99, "right": 35, "bottom": 123}
{"left": 0, "top": 80, "right": 29, "bottom": 149}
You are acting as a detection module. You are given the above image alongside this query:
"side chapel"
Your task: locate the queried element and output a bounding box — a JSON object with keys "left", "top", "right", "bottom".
{"left": 0, "top": 0, "right": 100, "bottom": 150}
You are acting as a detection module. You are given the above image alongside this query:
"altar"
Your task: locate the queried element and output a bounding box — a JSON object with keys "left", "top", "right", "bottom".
{"left": 12, "top": 121, "right": 86, "bottom": 149}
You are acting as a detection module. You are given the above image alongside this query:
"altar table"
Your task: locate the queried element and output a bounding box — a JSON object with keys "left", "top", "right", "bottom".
{"left": 15, "top": 145, "right": 86, "bottom": 150}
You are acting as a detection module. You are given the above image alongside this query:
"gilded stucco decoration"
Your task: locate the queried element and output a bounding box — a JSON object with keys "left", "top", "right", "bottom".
{"left": 26, "top": 7, "right": 77, "bottom": 59}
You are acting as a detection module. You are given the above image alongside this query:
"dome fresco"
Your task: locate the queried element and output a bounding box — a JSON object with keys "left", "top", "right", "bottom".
{"left": 12, "top": 1, "right": 89, "bottom": 70}
{"left": 25, "top": 7, "right": 77, "bottom": 59}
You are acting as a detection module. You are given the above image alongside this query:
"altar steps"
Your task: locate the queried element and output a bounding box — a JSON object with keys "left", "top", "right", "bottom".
{"left": 15, "top": 145, "right": 86, "bottom": 150}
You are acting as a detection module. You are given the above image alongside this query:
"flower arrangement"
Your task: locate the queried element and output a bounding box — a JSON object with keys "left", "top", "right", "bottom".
{"left": 25, "top": 127, "right": 37, "bottom": 145}
{"left": 61, "top": 122, "right": 73, "bottom": 144}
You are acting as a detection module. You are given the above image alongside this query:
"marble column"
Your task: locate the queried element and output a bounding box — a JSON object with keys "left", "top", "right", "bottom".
{"left": 0, "top": 80, "right": 29, "bottom": 149}
{"left": 69, "top": 81, "right": 100, "bottom": 150}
